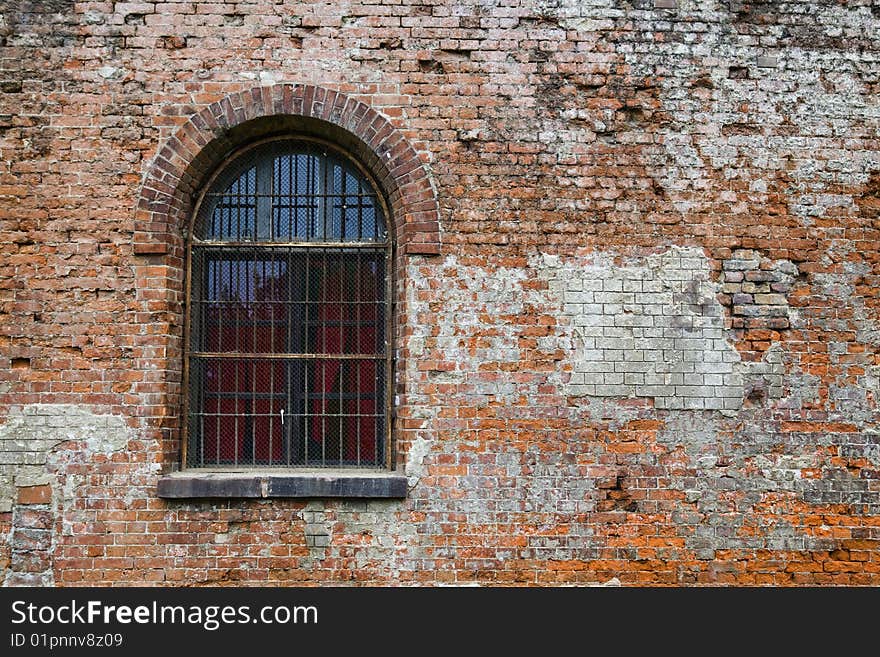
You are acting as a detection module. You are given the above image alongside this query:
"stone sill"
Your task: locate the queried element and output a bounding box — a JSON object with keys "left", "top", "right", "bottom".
{"left": 157, "top": 469, "right": 407, "bottom": 499}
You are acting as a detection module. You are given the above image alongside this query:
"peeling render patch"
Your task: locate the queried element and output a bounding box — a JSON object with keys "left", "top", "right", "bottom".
{"left": 622, "top": 0, "right": 880, "bottom": 227}
{"left": 405, "top": 436, "right": 432, "bottom": 488}
{"left": 0, "top": 405, "right": 129, "bottom": 512}
{"left": 300, "top": 503, "right": 332, "bottom": 555}
{"left": 740, "top": 344, "right": 785, "bottom": 404}
{"left": 814, "top": 258, "right": 879, "bottom": 351}
{"left": 406, "top": 255, "right": 532, "bottom": 401}
{"left": 1, "top": 405, "right": 133, "bottom": 586}
{"left": 656, "top": 411, "right": 879, "bottom": 553}
{"left": 541, "top": 246, "right": 744, "bottom": 412}
{"left": 292, "top": 501, "right": 418, "bottom": 579}
{"left": 407, "top": 248, "right": 797, "bottom": 417}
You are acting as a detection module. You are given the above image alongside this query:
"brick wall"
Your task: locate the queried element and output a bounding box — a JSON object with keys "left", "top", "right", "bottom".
{"left": 0, "top": 0, "right": 878, "bottom": 585}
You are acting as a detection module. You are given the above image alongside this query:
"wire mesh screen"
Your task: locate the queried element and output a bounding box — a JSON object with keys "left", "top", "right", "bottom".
{"left": 186, "top": 140, "right": 390, "bottom": 469}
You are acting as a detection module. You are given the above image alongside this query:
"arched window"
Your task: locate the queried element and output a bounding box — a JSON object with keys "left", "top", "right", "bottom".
{"left": 184, "top": 138, "right": 391, "bottom": 469}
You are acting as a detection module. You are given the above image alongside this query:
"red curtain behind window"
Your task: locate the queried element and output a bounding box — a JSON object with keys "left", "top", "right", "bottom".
{"left": 201, "top": 259, "right": 379, "bottom": 465}
{"left": 310, "top": 261, "right": 378, "bottom": 463}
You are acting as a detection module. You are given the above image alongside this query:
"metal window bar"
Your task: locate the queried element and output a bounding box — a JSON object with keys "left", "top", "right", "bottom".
{"left": 185, "top": 140, "right": 390, "bottom": 470}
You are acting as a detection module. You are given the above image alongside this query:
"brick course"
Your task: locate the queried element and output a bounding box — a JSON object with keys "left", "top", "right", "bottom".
{"left": 0, "top": 0, "right": 878, "bottom": 585}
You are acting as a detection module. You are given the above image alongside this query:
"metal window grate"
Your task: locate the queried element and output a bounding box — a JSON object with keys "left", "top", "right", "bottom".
{"left": 184, "top": 139, "right": 391, "bottom": 469}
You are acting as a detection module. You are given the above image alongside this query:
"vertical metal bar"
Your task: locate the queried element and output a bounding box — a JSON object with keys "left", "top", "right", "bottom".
{"left": 339, "top": 357, "right": 344, "bottom": 464}
{"left": 356, "top": 250, "right": 361, "bottom": 466}
{"left": 267, "top": 255, "right": 272, "bottom": 356}
{"left": 340, "top": 165, "right": 346, "bottom": 241}
{"left": 373, "top": 190, "right": 379, "bottom": 241}
{"left": 224, "top": 189, "right": 229, "bottom": 239}
{"left": 195, "top": 363, "right": 205, "bottom": 467}
{"left": 376, "top": 250, "right": 381, "bottom": 467}
{"left": 230, "top": 260, "right": 236, "bottom": 354}
{"left": 251, "top": 359, "right": 257, "bottom": 466}
{"left": 321, "top": 357, "right": 326, "bottom": 467}
{"left": 321, "top": 248, "right": 327, "bottom": 466}
{"left": 286, "top": 249, "right": 293, "bottom": 466}
{"left": 269, "top": 254, "right": 275, "bottom": 465}
{"left": 340, "top": 271, "right": 347, "bottom": 467}
{"left": 197, "top": 258, "right": 206, "bottom": 466}
{"left": 301, "top": 250, "right": 307, "bottom": 466}
{"left": 321, "top": 154, "right": 328, "bottom": 241}
{"left": 308, "top": 153, "right": 315, "bottom": 240}
{"left": 303, "top": 358, "right": 310, "bottom": 467}
{"left": 215, "top": 258, "right": 223, "bottom": 351}
{"left": 250, "top": 250, "right": 256, "bottom": 465}
{"left": 303, "top": 251, "right": 318, "bottom": 462}
{"left": 214, "top": 259, "right": 222, "bottom": 465}
{"left": 197, "top": 362, "right": 204, "bottom": 467}
{"left": 252, "top": 252, "right": 257, "bottom": 356}
{"left": 270, "top": 158, "right": 275, "bottom": 241}
{"left": 357, "top": 177, "right": 363, "bottom": 241}
{"left": 292, "top": 154, "right": 298, "bottom": 239}
{"left": 233, "top": 261, "right": 239, "bottom": 466}
{"left": 374, "top": 355, "right": 379, "bottom": 468}
{"left": 215, "top": 366, "right": 222, "bottom": 465}
{"left": 288, "top": 154, "right": 293, "bottom": 239}
{"left": 269, "top": 359, "right": 274, "bottom": 466}
{"left": 257, "top": 154, "right": 272, "bottom": 241}
{"left": 384, "top": 240, "right": 392, "bottom": 469}
{"left": 304, "top": 154, "right": 309, "bottom": 240}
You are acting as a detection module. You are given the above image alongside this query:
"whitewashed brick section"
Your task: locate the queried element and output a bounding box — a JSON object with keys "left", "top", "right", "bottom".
{"left": 406, "top": 256, "right": 531, "bottom": 402}
{"left": 541, "top": 247, "right": 743, "bottom": 411}
{"left": 0, "top": 405, "right": 133, "bottom": 512}
{"left": 408, "top": 249, "right": 755, "bottom": 415}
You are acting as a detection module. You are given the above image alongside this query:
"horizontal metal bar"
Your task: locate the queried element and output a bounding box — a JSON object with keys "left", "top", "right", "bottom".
{"left": 193, "top": 240, "right": 388, "bottom": 248}
{"left": 200, "top": 392, "right": 287, "bottom": 400}
{"left": 167, "top": 462, "right": 392, "bottom": 472}
{"left": 199, "top": 395, "right": 378, "bottom": 403}
{"left": 191, "top": 351, "right": 385, "bottom": 360}
{"left": 197, "top": 301, "right": 385, "bottom": 306}
{"left": 206, "top": 192, "right": 379, "bottom": 199}
{"left": 198, "top": 318, "right": 384, "bottom": 325}
{"left": 196, "top": 402, "right": 378, "bottom": 409}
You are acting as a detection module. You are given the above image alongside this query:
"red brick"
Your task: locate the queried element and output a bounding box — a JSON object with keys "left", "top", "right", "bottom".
{"left": 17, "top": 485, "right": 52, "bottom": 505}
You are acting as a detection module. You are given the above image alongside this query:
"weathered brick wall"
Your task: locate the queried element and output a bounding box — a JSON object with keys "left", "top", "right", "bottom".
{"left": 1, "top": 0, "right": 878, "bottom": 585}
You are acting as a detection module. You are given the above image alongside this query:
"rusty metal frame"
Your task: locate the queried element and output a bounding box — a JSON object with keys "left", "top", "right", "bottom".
{"left": 181, "top": 135, "right": 395, "bottom": 471}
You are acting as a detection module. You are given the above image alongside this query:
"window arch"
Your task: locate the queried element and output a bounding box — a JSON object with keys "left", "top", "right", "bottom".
{"left": 183, "top": 137, "right": 392, "bottom": 470}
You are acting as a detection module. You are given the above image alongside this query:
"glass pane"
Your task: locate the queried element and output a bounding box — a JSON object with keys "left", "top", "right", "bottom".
{"left": 195, "top": 141, "right": 386, "bottom": 243}
{"left": 204, "top": 166, "right": 257, "bottom": 240}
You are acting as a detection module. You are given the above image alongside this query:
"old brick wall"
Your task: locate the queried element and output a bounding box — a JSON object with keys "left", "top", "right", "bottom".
{"left": 0, "top": 0, "right": 878, "bottom": 585}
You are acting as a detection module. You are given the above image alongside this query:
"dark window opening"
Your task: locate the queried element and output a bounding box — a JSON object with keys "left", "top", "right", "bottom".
{"left": 185, "top": 139, "right": 391, "bottom": 469}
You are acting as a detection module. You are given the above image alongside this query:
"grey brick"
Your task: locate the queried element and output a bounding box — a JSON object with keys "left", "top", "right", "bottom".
{"left": 595, "top": 384, "right": 633, "bottom": 396}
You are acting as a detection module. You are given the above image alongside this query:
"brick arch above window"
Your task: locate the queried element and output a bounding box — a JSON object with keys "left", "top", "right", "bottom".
{"left": 132, "top": 85, "right": 441, "bottom": 257}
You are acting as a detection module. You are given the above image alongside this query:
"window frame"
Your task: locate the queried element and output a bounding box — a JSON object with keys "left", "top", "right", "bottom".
{"left": 180, "top": 135, "right": 395, "bottom": 472}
